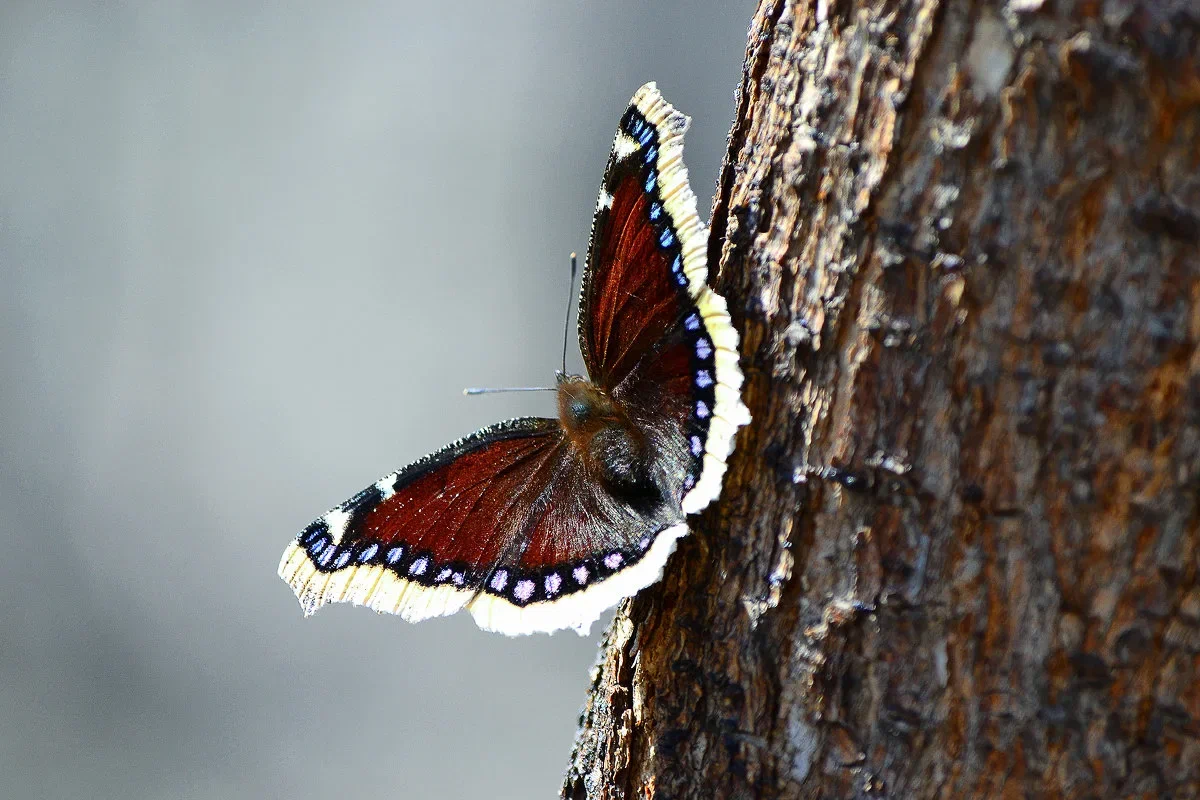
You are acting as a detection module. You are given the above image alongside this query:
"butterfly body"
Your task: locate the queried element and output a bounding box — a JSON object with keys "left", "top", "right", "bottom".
{"left": 279, "top": 84, "right": 750, "bottom": 635}
{"left": 557, "top": 374, "right": 666, "bottom": 500}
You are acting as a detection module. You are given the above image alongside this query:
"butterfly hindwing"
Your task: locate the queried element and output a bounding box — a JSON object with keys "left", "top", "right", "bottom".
{"left": 467, "top": 439, "right": 690, "bottom": 634}
{"left": 579, "top": 83, "right": 750, "bottom": 514}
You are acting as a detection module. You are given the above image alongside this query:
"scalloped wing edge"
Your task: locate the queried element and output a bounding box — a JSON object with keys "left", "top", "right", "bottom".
{"left": 624, "top": 83, "right": 751, "bottom": 514}
{"left": 468, "top": 522, "right": 688, "bottom": 635}
{"left": 278, "top": 523, "right": 689, "bottom": 636}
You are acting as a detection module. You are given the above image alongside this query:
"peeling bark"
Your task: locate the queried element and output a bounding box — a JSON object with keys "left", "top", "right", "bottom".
{"left": 563, "top": 2, "right": 1200, "bottom": 798}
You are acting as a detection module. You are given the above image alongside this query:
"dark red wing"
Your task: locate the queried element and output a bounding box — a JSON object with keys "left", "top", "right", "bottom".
{"left": 470, "top": 438, "right": 689, "bottom": 635}
{"left": 279, "top": 414, "right": 690, "bottom": 635}
{"left": 577, "top": 84, "right": 750, "bottom": 514}
{"left": 579, "top": 146, "right": 687, "bottom": 389}
{"left": 279, "top": 417, "right": 565, "bottom": 624}
{"left": 578, "top": 103, "right": 700, "bottom": 391}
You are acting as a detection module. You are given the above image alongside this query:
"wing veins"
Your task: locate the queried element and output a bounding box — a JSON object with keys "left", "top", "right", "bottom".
{"left": 365, "top": 432, "right": 554, "bottom": 557}
{"left": 393, "top": 440, "right": 538, "bottom": 534}
{"left": 464, "top": 438, "right": 569, "bottom": 606}
{"left": 435, "top": 440, "right": 558, "bottom": 571}
{"left": 593, "top": 173, "right": 650, "bottom": 378}
{"left": 604, "top": 263, "right": 679, "bottom": 382}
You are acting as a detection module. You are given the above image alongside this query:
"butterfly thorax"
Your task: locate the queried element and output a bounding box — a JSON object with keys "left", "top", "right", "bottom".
{"left": 557, "top": 374, "right": 650, "bottom": 493}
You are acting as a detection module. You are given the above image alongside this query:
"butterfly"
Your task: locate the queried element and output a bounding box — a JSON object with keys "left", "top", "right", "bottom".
{"left": 278, "top": 83, "right": 751, "bottom": 635}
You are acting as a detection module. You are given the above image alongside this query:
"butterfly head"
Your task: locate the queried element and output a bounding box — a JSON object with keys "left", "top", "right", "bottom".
{"left": 556, "top": 375, "right": 659, "bottom": 498}
{"left": 555, "top": 373, "right": 606, "bottom": 432}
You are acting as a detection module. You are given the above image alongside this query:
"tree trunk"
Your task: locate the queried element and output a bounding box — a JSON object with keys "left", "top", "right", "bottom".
{"left": 563, "top": 1, "right": 1200, "bottom": 798}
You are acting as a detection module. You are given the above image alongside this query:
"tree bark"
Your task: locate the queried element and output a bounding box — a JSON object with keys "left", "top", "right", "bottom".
{"left": 563, "top": 1, "right": 1200, "bottom": 798}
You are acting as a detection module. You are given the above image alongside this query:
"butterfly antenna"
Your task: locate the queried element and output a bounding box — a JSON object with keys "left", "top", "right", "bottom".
{"left": 462, "top": 386, "right": 556, "bottom": 396}
{"left": 561, "top": 252, "right": 578, "bottom": 376}
{"left": 465, "top": 252, "right": 577, "bottom": 397}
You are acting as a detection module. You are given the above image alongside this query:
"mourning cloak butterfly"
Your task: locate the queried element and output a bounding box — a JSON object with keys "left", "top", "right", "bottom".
{"left": 278, "top": 83, "right": 751, "bottom": 635}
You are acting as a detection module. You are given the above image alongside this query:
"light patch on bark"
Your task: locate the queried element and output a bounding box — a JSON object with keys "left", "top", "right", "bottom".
{"left": 933, "top": 639, "right": 949, "bottom": 687}
{"left": 966, "top": 9, "right": 1015, "bottom": 97}
{"left": 787, "top": 714, "right": 819, "bottom": 782}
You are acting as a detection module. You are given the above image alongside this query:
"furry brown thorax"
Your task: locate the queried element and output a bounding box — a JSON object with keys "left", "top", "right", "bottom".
{"left": 556, "top": 373, "right": 648, "bottom": 491}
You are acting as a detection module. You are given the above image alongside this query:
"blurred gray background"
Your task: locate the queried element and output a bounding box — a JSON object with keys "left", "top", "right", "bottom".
{"left": 0, "top": 2, "right": 752, "bottom": 798}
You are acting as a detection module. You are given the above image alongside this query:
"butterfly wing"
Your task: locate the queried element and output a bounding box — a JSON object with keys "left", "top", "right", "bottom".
{"left": 279, "top": 417, "right": 689, "bottom": 635}
{"left": 467, "top": 442, "right": 689, "bottom": 635}
{"left": 279, "top": 418, "right": 564, "bottom": 624}
{"left": 578, "top": 83, "right": 750, "bottom": 514}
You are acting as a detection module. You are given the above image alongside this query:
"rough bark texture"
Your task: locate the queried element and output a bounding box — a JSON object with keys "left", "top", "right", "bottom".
{"left": 563, "top": 1, "right": 1200, "bottom": 798}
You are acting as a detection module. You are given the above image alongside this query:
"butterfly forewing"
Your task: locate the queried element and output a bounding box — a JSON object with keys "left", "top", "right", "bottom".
{"left": 279, "top": 418, "right": 563, "bottom": 622}
{"left": 580, "top": 140, "right": 687, "bottom": 389}
{"left": 578, "top": 83, "right": 750, "bottom": 514}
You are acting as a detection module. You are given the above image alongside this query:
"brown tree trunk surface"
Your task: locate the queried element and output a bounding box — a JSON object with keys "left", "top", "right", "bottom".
{"left": 563, "top": 1, "right": 1200, "bottom": 798}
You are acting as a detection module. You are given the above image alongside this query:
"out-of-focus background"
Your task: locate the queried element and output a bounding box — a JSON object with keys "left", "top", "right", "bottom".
{"left": 0, "top": 3, "right": 752, "bottom": 798}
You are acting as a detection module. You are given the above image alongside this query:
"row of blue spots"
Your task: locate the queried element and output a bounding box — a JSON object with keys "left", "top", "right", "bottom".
{"left": 628, "top": 115, "right": 654, "bottom": 146}
{"left": 624, "top": 111, "right": 691, "bottom": 298}
{"left": 300, "top": 520, "right": 334, "bottom": 568}
{"left": 300, "top": 522, "right": 324, "bottom": 546}
{"left": 689, "top": 339, "right": 715, "bottom": 460}
{"left": 672, "top": 254, "right": 687, "bottom": 286}
{"left": 685, "top": 312, "right": 711, "bottom": 475}
{"left": 685, "top": 305, "right": 713, "bottom": 470}
{"left": 306, "top": 534, "right": 351, "bottom": 569}
{"left": 307, "top": 532, "right": 483, "bottom": 580}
